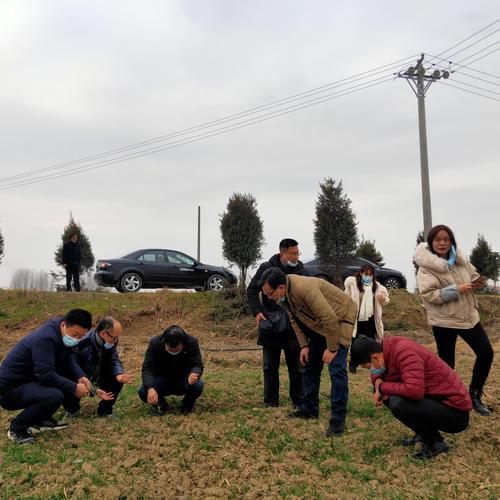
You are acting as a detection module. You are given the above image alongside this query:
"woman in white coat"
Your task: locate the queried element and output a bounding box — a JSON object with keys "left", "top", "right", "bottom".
{"left": 344, "top": 264, "right": 389, "bottom": 373}
{"left": 414, "top": 224, "right": 494, "bottom": 416}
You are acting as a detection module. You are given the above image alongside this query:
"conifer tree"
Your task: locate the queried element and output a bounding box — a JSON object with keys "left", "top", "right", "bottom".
{"left": 356, "top": 237, "right": 385, "bottom": 267}
{"left": 220, "top": 193, "right": 264, "bottom": 290}
{"left": 470, "top": 234, "right": 500, "bottom": 282}
{"left": 54, "top": 213, "right": 95, "bottom": 272}
{"left": 313, "top": 178, "right": 357, "bottom": 285}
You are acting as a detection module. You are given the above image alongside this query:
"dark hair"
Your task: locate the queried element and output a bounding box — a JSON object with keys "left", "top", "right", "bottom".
{"left": 350, "top": 336, "right": 382, "bottom": 367}
{"left": 96, "top": 316, "right": 114, "bottom": 333}
{"left": 279, "top": 238, "right": 299, "bottom": 251}
{"left": 63, "top": 309, "right": 92, "bottom": 330}
{"left": 355, "top": 264, "right": 376, "bottom": 293}
{"left": 163, "top": 325, "right": 187, "bottom": 347}
{"left": 426, "top": 225, "right": 457, "bottom": 256}
{"left": 258, "top": 267, "right": 287, "bottom": 289}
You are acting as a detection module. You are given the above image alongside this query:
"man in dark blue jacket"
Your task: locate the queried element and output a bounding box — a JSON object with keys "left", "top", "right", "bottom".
{"left": 247, "top": 238, "right": 308, "bottom": 408}
{"left": 62, "top": 233, "right": 81, "bottom": 292}
{"left": 64, "top": 317, "right": 132, "bottom": 419}
{"left": 138, "top": 325, "right": 204, "bottom": 415}
{"left": 0, "top": 309, "right": 92, "bottom": 444}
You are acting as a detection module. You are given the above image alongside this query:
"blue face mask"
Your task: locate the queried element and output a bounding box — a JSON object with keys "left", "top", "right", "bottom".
{"left": 370, "top": 366, "right": 386, "bottom": 376}
{"left": 285, "top": 260, "right": 298, "bottom": 268}
{"left": 104, "top": 342, "right": 115, "bottom": 350}
{"left": 63, "top": 335, "right": 80, "bottom": 348}
{"left": 447, "top": 245, "right": 457, "bottom": 266}
{"left": 277, "top": 296, "right": 286, "bottom": 304}
{"left": 361, "top": 275, "right": 373, "bottom": 285}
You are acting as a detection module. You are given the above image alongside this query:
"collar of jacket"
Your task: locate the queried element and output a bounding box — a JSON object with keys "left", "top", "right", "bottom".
{"left": 414, "top": 242, "right": 468, "bottom": 273}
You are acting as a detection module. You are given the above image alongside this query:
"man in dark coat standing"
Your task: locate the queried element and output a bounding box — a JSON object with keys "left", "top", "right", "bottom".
{"left": 62, "top": 233, "right": 81, "bottom": 292}
{"left": 247, "top": 238, "right": 308, "bottom": 408}
{"left": 64, "top": 316, "right": 132, "bottom": 419}
{"left": 350, "top": 336, "right": 472, "bottom": 459}
{"left": 0, "top": 309, "right": 92, "bottom": 444}
{"left": 138, "top": 325, "right": 204, "bottom": 415}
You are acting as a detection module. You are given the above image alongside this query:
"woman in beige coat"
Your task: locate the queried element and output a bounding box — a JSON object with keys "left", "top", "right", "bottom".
{"left": 414, "top": 224, "right": 494, "bottom": 416}
{"left": 344, "top": 264, "right": 389, "bottom": 373}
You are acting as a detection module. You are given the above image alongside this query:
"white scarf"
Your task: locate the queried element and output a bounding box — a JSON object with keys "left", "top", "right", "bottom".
{"left": 358, "top": 284, "right": 374, "bottom": 321}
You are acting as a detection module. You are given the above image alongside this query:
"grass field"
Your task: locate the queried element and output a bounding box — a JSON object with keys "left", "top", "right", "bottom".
{"left": 0, "top": 289, "right": 498, "bottom": 499}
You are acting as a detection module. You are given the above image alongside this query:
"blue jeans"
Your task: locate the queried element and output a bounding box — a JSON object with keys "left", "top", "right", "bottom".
{"left": 300, "top": 333, "right": 348, "bottom": 423}
{"left": 0, "top": 382, "right": 67, "bottom": 432}
{"left": 138, "top": 375, "right": 204, "bottom": 409}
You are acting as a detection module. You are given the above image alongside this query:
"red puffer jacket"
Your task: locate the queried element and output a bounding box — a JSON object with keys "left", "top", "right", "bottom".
{"left": 377, "top": 337, "right": 472, "bottom": 411}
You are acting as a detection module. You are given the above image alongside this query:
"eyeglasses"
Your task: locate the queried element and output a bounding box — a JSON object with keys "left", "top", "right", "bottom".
{"left": 103, "top": 330, "right": 118, "bottom": 342}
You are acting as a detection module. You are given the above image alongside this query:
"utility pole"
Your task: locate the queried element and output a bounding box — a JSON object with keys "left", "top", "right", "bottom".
{"left": 397, "top": 54, "right": 450, "bottom": 238}
{"left": 197, "top": 205, "right": 201, "bottom": 261}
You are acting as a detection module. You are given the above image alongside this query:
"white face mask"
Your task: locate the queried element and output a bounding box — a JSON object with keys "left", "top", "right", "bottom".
{"left": 166, "top": 346, "right": 182, "bottom": 356}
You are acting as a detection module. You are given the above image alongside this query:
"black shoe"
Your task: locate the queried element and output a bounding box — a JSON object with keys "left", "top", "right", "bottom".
{"left": 180, "top": 404, "right": 194, "bottom": 415}
{"left": 326, "top": 420, "right": 346, "bottom": 437}
{"left": 8, "top": 429, "right": 36, "bottom": 445}
{"left": 264, "top": 402, "right": 279, "bottom": 408}
{"left": 287, "top": 409, "right": 317, "bottom": 419}
{"left": 470, "top": 389, "right": 491, "bottom": 416}
{"left": 413, "top": 440, "right": 449, "bottom": 459}
{"left": 402, "top": 434, "right": 424, "bottom": 447}
{"left": 348, "top": 365, "right": 357, "bottom": 374}
{"left": 29, "top": 419, "right": 68, "bottom": 434}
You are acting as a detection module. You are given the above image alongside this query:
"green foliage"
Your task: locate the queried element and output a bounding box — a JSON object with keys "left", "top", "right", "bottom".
{"left": 54, "top": 212, "right": 95, "bottom": 272}
{"left": 220, "top": 193, "right": 265, "bottom": 289}
{"left": 313, "top": 178, "right": 358, "bottom": 284}
{"left": 0, "top": 223, "right": 4, "bottom": 264}
{"left": 470, "top": 234, "right": 500, "bottom": 282}
{"left": 357, "top": 237, "right": 385, "bottom": 267}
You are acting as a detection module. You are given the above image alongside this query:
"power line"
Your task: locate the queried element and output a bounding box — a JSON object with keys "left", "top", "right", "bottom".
{"left": 425, "top": 52, "right": 500, "bottom": 80}
{"left": 455, "top": 40, "right": 500, "bottom": 65}
{"left": 438, "top": 29, "right": 499, "bottom": 60}
{"left": 0, "top": 76, "right": 394, "bottom": 191}
{"left": 430, "top": 18, "right": 500, "bottom": 60}
{"left": 449, "top": 78, "right": 500, "bottom": 96}
{"left": 0, "top": 54, "right": 419, "bottom": 184}
{"left": 424, "top": 58, "right": 500, "bottom": 87}
{"left": 437, "top": 80, "right": 500, "bottom": 101}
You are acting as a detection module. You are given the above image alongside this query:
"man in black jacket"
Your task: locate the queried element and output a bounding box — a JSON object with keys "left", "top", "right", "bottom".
{"left": 62, "top": 233, "right": 81, "bottom": 292}
{"left": 0, "top": 309, "right": 92, "bottom": 444}
{"left": 247, "top": 238, "right": 308, "bottom": 408}
{"left": 138, "top": 325, "right": 204, "bottom": 415}
{"left": 64, "top": 317, "right": 132, "bottom": 419}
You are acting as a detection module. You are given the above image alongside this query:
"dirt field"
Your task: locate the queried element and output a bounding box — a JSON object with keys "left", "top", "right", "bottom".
{"left": 0, "top": 290, "right": 498, "bottom": 499}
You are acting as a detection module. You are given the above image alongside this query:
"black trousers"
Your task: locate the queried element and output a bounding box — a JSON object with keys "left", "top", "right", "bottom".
{"left": 66, "top": 266, "right": 81, "bottom": 292}
{"left": 387, "top": 395, "right": 469, "bottom": 445}
{"left": 432, "top": 322, "right": 493, "bottom": 392}
{"left": 64, "top": 374, "right": 123, "bottom": 416}
{"left": 262, "top": 345, "right": 304, "bottom": 406}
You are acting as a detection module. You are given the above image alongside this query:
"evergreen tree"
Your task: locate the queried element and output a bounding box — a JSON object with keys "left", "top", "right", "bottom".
{"left": 220, "top": 193, "right": 264, "bottom": 290}
{"left": 356, "top": 237, "right": 385, "bottom": 267}
{"left": 0, "top": 224, "right": 4, "bottom": 265}
{"left": 54, "top": 213, "right": 95, "bottom": 272}
{"left": 313, "top": 178, "right": 358, "bottom": 285}
{"left": 470, "top": 234, "right": 500, "bottom": 282}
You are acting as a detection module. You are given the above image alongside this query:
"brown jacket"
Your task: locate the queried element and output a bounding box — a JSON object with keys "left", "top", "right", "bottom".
{"left": 283, "top": 275, "right": 358, "bottom": 350}
{"left": 415, "top": 243, "right": 480, "bottom": 329}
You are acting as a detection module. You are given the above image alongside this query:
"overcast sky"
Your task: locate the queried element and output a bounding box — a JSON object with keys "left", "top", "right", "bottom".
{"left": 0, "top": 1, "right": 498, "bottom": 290}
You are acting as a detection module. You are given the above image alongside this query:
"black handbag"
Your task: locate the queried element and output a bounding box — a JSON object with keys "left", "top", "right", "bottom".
{"left": 258, "top": 309, "right": 290, "bottom": 336}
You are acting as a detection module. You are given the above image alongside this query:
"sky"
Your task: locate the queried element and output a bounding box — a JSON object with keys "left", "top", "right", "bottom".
{"left": 0, "top": 1, "right": 498, "bottom": 291}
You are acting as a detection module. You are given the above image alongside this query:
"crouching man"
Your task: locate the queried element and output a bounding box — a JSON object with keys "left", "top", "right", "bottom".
{"left": 351, "top": 336, "right": 472, "bottom": 459}
{"left": 0, "top": 309, "right": 92, "bottom": 444}
{"left": 64, "top": 317, "right": 133, "bottom": 419}
{"left": 138, "top": 326, "right": 204, "bottom": 415}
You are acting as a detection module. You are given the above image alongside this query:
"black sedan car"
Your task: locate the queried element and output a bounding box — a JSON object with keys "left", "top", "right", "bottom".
{"left": 94, "top": 249, "right": 237, "bottom": 293}
{"left": 304, "top": 257, "right": 407, "bottom": 289}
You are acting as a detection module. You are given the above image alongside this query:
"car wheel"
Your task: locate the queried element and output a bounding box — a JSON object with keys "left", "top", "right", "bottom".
{"left": 120, "top": 272, "right": 142, "bottom": 293}
{"left": 115, "top": 285, "right": 123, "bottom": 293}
{"left": 384, "top": 276, "right": 401, "bottom": 289}
{"left": 205, "top": 274, "right": 226, "bottom": 292}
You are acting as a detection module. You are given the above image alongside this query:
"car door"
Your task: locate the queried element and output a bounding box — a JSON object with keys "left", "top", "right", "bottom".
{"left": 136, "top": 251, "right": 171, "bottom": 285}
{"left": 164, "top": 251, "right": 203, "bottom": 287}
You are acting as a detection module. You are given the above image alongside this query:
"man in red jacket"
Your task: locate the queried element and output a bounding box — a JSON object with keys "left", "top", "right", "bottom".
{"left": 351, "top": 336, "right": 472, "bottom": 459}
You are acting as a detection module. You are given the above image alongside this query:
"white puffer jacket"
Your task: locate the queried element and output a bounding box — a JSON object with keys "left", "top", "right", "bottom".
{"left": 414, "top": 243, "right": 480, "bottom": 329}
{"left": 344, "top": 276, "right": 389, "bottom": 341}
